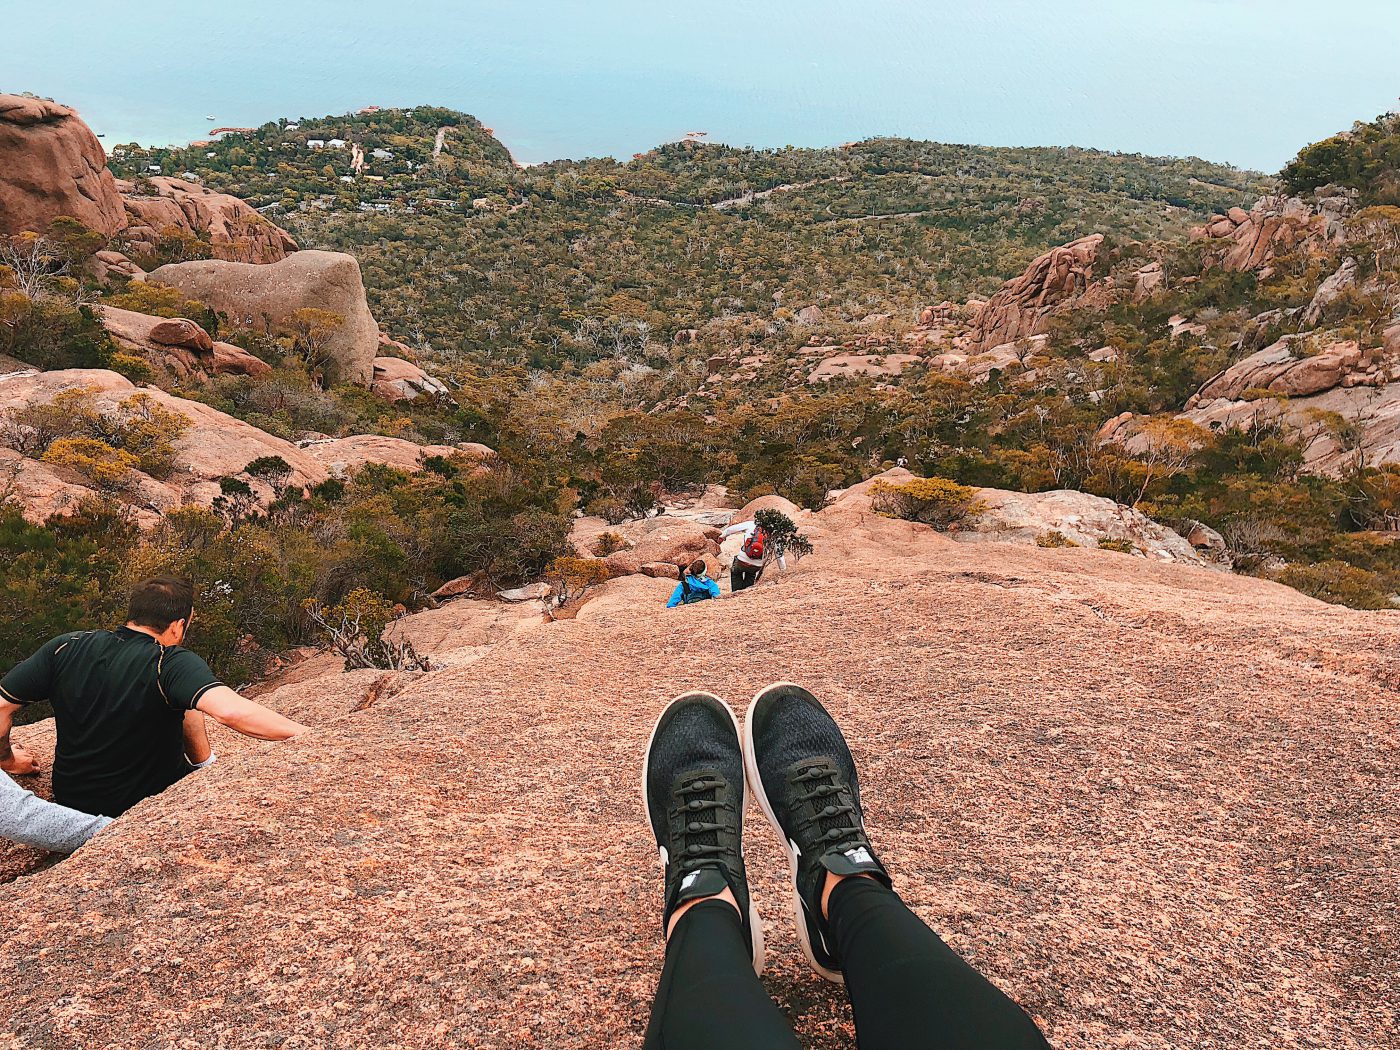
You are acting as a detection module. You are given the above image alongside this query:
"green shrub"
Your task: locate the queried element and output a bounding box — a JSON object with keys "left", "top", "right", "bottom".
{"left": 869, "top": 477, "right": 986, "bottom": 530}
{"left": 1096, "top": 538, "right": 1137, "bottom": 554}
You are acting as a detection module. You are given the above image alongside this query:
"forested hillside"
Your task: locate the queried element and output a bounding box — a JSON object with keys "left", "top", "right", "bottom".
{"left": 109, "top": 107, "right": 1266, "bottom": 373}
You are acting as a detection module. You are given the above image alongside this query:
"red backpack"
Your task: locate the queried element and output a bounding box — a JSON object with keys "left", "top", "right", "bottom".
{"left": 742, "top": 528, "right": 766, "bottom": 561}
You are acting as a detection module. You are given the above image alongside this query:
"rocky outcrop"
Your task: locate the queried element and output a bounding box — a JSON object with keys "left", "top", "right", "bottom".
{"left": 146, "top": 251, "right": 380, "bottom": 385}
{"left": 1191, "top": 193, "right": 1350, "bottom": 274}
{"left": 99, "top": 305, "right": 271, "bottom": 380}
{"left": 596, "top": 518, "right": 720, "bottom": 577}
{"left": 0, "top": 94, "right": 126, "bottom": 238}
{"left": 0, "top": 369, "right": 488, "bottom": 522}
{"left": 370, "top": 356, "right": 450, "bottom": 401}
{"left": 961, "top": 487, "right": 1206, "bottom": 565}
{"left": 1301, "top": 257, "right": 1358, "bottom": 327}
{"left": 1189, "top": 338, "right": 1374, "bottom": 404}
{"left": 807, "top": 352, "right": 921, "bottom": 383}
{"left": 968, "top": 235, "right": 1103, "bottom": 352}
{"left": 117, "top": 176, "right": 297, "bottom": 264}
{"left": 1132, "top": 261, "right": 1164, "bottom": 301}
{"left": 7, "top": 463, "right": 1396, "bottom": 1049}
{"left": 299, "top": 435, "right": 493, "bottom": 477}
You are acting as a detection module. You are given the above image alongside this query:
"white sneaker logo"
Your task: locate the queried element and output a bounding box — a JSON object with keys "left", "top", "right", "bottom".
{"left": 845, "top": 847, "right": 873, "bottom": 865}
{"left": 790, "top": 839, "right": 802, "bottom": 858}
{"left": 658, "top": 846, "right": 669, "bottom": 866}
{"left": 680, "top": 871, "right": 700, "bottom": 891}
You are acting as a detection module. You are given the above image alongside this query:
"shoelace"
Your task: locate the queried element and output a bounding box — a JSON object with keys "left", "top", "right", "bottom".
{"left": 671, "top": 773, "right": 728, "bottom": 865}
{"left": 792, "top": 762, "right": 862, "bottom": 851}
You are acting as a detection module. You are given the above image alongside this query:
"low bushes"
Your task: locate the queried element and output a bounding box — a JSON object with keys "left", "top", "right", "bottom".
{"left": 869, "top": 477, "right": 985, "bottom": 530}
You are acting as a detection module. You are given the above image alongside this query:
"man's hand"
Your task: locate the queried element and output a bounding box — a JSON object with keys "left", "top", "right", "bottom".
{"left": 0, "top": 743, "right": 40, "bottom": 776}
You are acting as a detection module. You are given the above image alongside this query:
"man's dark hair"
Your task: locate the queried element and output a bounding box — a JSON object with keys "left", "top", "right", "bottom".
{"left": 126, "top": 576, "right": 195, "bottom": 631}
{"left": 687, "top": 559, "right": 707, "bottom": 578}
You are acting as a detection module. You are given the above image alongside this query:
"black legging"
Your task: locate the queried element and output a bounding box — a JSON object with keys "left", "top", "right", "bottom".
{"left": 642, "top": 879, "right": 1049, "bottom": 1050}
{"left": 730, "top": 561, "right": 762, "bottom": 592}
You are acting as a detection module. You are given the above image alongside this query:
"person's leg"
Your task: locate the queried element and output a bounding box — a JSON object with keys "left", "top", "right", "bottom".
{"left": 744, "top": 683, "right": 1049, "bottom": 1050}
{"left": 643, "top": 897, "right": 800, "bottom": 1050}
{"left": 827, "top": 875, "right": 1048, "bottom": 1050}
{"left": 642, "top": 692, "right": 796, "bottom": 1050}
{"left": 730, "top": 562, "right": 750, "bottom": 592}
{"left": 735, "top": 562, "right": 760, "bottom": 591}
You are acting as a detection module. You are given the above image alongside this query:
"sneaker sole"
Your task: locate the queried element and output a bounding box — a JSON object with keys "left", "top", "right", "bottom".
{"left": 642, "top": 690, "right": 765, "bottom": 976}
{"left": 742, "top": 681, "right": 845, "bottom": 984}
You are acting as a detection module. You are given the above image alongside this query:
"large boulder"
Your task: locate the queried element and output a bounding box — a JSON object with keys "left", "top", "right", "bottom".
{"left": 370, "top": 356, "right": 450, "bottom": 402}
{"left": 146, "top": 251, "right": 380, "bottom": 385}
{"left": 600, "top": 517, "right": 720, "bottom": 577}
{"left": 118, "top": 176, "right": 297, "bottom": 264}
{"left": 99, "top": 305, "right": 270, "bottom": 380}
{"left": 958, "top": 488, "right": 1207, "bottom": 566}
{"left": 298, "top": 435, "right": 493, "bottom": 477}
{"left": 0, "top": 94, "right": 126, "bottom": 238}
{"left": 968, "top": 235, "right": 1104, "bottom": 352}
{"left": 1190, "top": 338, "right": 1368, "bottom": 403}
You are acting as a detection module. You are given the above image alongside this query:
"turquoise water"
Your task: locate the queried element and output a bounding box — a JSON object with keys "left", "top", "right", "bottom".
{"left": 3, "top": 0, "right": 1397, "bottom": 171}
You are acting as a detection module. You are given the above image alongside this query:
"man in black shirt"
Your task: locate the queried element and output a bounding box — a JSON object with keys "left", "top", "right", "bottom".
{"left": 0, "top": 576, "right": 308, "bottom": 818}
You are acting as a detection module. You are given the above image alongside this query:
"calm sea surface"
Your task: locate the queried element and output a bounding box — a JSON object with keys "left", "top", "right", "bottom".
{"left": 3, "top": 0, "right": 1398, "bottom": 171}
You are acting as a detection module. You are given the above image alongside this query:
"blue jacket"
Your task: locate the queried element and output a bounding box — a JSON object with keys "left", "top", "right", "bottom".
{"left": 667, "top": 573, "right": 721, "bottom": 608}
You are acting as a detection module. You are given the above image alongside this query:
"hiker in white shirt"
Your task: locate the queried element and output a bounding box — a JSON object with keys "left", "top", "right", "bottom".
{"left": 720, "top": 520, "right": 786, "bottom": 593}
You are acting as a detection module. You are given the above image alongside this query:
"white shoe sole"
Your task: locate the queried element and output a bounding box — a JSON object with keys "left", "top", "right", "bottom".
{"left": 742, "top": 681, "right": 845, "bottom": 984}
{"left": 642, "top": 691, "right": 765, "bottom": 976}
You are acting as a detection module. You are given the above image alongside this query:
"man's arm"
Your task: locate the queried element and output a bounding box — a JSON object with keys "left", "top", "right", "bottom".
{"left": 195, "top": 686, "right": 307, "bottom": 740}
{"left": 720, "top": 521, "right": 751, "bottom": 540}
{"left": 182, "top": 709, "right": 212, "bottom": 764}
{"left": 0, "top": 700, "right": 38, "bottom": 776}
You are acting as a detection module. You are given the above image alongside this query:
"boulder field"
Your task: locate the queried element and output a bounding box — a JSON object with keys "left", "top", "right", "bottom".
{"left": 3, "top": 480, "right": 1397, "bottom": 1050}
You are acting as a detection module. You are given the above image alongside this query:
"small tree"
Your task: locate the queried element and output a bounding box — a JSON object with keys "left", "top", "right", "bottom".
{"left": 279, "top": 308, "right": 345, "bottom": 379}
{"left": 245, "top": 454, "right": 294, "bottom": 498}
{"left": 303, "top": 588, "right": 431, "bottom": 671}
{"left": 1128, "top": 418, "right": 1209, "bottom": 507}
{"left": 212, "top": 476, "right": 257, "bottom": 526}
{"left": 752, "top": 507, "right": 813, "bottom": 563}
{"left": 544, "top": 555, "right": 611, "bottom": 616}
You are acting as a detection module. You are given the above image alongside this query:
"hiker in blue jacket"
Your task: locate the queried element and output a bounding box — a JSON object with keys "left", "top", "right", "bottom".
{"left": 667, "top": 559, "right": 722, "bottom": 608}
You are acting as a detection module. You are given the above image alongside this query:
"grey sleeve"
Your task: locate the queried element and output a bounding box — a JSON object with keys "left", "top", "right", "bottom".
{"left": 0, "top": 772, "right": 112, "bottom": 853}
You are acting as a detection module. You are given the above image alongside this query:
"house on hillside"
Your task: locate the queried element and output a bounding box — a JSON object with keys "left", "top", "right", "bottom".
{"left": 326, "top": 138, "right": 348, "bottom": 149}
{"left": 306, "top": 139, "right": 326, "bottom": 149}
{"left": 371, "top": 148, "right": 393, "bottom": 160}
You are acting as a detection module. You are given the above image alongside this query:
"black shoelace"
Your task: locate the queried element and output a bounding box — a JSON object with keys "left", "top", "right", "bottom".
{"left": 792, "top": 762, "right": 862, "bottom": 852}
{"left": 671, "top": 772, "right": 728, "bottom": 867}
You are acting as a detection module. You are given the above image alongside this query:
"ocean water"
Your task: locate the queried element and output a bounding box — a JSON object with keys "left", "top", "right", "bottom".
{"left": 2, "top": 0, "right": 1397, "bottom": 172}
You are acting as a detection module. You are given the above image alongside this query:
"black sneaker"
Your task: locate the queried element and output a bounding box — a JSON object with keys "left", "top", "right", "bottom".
{"left": 643, "top": 691, "right": 764, "bottom": 972}
{"left": 743, "top": 682, "right": 890, "bottom": 983}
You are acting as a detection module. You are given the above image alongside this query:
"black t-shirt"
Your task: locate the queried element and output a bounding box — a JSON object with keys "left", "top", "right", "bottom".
{"left": 0, "top": 627, "right": 222, "bottom": 817}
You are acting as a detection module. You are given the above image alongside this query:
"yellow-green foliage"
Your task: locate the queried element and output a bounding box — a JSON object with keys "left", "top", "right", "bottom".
{"left": 870, "top": 476, "right": 985, "bottom": 530}
{"left": 1037, "top": 530, "right": 1078, "bottom": 548}
{"left": 109, "top": 352, "right": 153, "bottom": 383}
{"left": 41, "top": 437, "right": 139, "bottom": 490}
{"left": 590, "top": 531, "right": 627, "bottom": 557}
{"left": 104, "top": 281, "right": 209, "bottom": 319}
{"left": 546, "top": 555, "right": 611, "bottom": 608}
{"left": 3, "top": 387, "right": 189, "bottom": 479}
{"left": 1096, "top": 538, "right": 1137, "bottom": 554}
